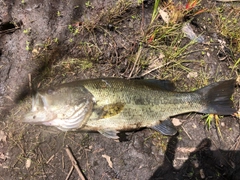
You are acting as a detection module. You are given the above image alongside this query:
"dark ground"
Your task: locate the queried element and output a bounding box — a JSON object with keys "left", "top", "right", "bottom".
{"left": 0, "top": 0, "right": 240, "bottom": 179}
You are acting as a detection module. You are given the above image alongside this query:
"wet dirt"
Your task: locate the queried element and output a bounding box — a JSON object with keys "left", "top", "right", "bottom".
{"left": 0, "top": 0, "right": 240, "bottom": 179}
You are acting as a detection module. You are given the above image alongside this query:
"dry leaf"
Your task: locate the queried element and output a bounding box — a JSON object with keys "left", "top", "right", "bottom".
{"left": 182, "top": 23, "right": 204, "bottom": 43}
{"left": 158, "top": 53, "right": 165, "bottom": 59}
{"left": 187, "top": 72, "right": 198, "bottom": 78}
{"left": 236, "top": 75, "right": 240, "bottom": 85}
{"left": 159, "top": 8, "right": 170, "bottom": 24}
{"left": 172, "top": 118, "right": 182, "bottom": 126}
{"left": 102, "top": 154, "right": 113, "bottom": 169}
{"left": 32, "top": 48, "right": 39, "bottom": 54}
{"left": 0, "top": 131, "right": 7, "bottom": 142}
{"left": 0, "top": 152, "right": 7, "bottom": 160}
{"left": 192, "top": 123, "right": 197, "bottom": 129}
{"left": 26, "top": 158, "right": 31, "bottom": 169}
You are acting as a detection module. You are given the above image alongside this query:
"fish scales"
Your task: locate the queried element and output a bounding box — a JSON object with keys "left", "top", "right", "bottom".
{"left": 23, "top": 78, "right": 236, "bottom": 139}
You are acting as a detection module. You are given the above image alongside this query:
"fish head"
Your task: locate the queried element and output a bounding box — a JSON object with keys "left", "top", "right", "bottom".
{"left": 24, "top": 85, "right": 94, "bottom": 131}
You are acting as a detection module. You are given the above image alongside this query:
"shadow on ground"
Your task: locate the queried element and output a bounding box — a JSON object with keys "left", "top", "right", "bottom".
{"left": 150, "top": 135, "right": 240, "bottom": 180}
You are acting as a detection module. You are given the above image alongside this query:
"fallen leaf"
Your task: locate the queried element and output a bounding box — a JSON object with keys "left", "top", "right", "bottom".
{"left": 26, "top": 158, "right": 31, "bottom": 169}
{"left": 192, "top": 123, "right": 197, "bottom": 129}
{"left": 182, "top": 23, "right": 204, "bottom": 43}
{"left": 102, "top": 154, "right": 113, "bottom": 169}
{"left": 172, "top": 118, "right": 182, "bottom": 126}
{"left": 0, "top": 131, "right": 7, "bottom": 142}
{"left": 159, "top": 8, "right": 170, "bottom": 24}
{"left": 236, "top": 74, "right": 240, "bottom": 85}
{"left": 0, "top": 152, "right": 7, "bottom": 160}
{"left": 32, "top": 48, "right": 39, "bottom": 54}
{"left": 187, "top": 72, "right": 198, "bottom": 78}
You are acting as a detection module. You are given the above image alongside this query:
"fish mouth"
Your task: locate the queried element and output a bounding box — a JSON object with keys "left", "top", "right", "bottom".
{"left": 24, "top": 110, "right": 57, "bottom": 124}
{"left": 24, "top": 93, "right": 56, "bottom": 123}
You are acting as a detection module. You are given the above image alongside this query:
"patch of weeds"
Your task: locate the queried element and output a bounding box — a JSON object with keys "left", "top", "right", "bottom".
{"left": 57, "top": 10, "right": 61, "bottom": 17}
{"left": 146, "top": 0, "right": 206, "bottom": 44}
{"left": 149, "top": 0, "right": 205, "bottom": 25}
{"left": 202, "top": 114, "right": 223, "bottom": 139}
{"left": 214, "top": 5, "right": 240, "bottom": 53}
{"left": 78, "top": 41, "right": 102, "bottom": 59}
{"left": 77, "top": 0, "right": 133, "bottom": 34}
{"left": 23, "top": 28, "right": 31, "bottom": 35}
{"left": 85, "top": 1, "right": 94, "bottom": 9}
{"left": 54, "top": 58, "right": 93, "bottom": 74}
{"left": 141, "top": 0, "right": 207, "bottom": 81}
{"left": 146, "top": 132, "right": 169, "bottom": 152}
{"left": 54, "top": 37, "right": 58, "bottom": 43}
{"left": 177, "top": 136, "right": 183, "bottom": 141}
{"left": 154, "top": 46, "right": 204, "bottom": 80}
{"left": 145, "top": 23, "right": 182, "bottom": 45}
{"left": 68, "top": 24, "right": 79, "bottom": 36}
{"left": 25, "top": 41, "right": 31, "bottom": 51}
{"left": 105, "top": 0, "right": 132, "bottom": 23}
{"left": 31, "top": 37, "right": 59, "bottom": 57}
{"left": 231, "top": 57, "right": 240, "bottom": 74}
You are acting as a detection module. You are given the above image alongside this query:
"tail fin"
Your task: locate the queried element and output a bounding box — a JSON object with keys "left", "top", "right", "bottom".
{"left": 197, "top": 79, "right": 236, "bottom": 115}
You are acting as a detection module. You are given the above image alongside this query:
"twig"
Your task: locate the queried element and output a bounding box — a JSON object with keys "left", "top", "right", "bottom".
{"left": 0, "top": 0, "right": 6, "bottom": 5}
{"left": 182, "top": 126, "right": 192, "bottom": 140}
{"left": 62, "top": 153, "right": 65, "bottom": 169}
{"left": 28, "top": 73, "right": 33, "bottom": 97}
{"left": 128, "top": 45, "right": 142, "bottom": 78}
{"left": 46, "top": 154, "right": 54, "bottom": 164}
{"left": 65, "top": 146, "right": 86, "bottom": 180}
{"left": 141, "top": 61, "right": 171, "bottom": 77}
{"left": 65, "top": 166, "right": 74, "bottom": 180}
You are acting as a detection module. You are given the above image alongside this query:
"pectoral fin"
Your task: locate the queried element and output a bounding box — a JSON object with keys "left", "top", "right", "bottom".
{"left": 152, "top": 119, "right": 177, "bottom": 136}
{"left": 98, "top": 130, "right": 120, "bottom": 139}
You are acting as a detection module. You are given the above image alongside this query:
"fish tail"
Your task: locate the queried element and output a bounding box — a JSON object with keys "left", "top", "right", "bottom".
{"left": 197, "top": 79, "right": 236, "bottom": 115}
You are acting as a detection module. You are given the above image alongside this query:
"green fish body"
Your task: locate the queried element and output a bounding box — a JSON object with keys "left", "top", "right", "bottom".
{"left": 24, "top": 78, "right": 236, "bottom": 139}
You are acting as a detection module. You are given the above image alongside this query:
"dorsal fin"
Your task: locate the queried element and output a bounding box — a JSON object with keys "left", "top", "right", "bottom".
{"left": 142, "top": 79, "right": 175, "bottom": 91}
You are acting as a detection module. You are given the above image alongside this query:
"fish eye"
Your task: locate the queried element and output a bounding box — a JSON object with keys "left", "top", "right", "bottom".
{"left": 33, "top": 115, "right": 36, "bottom": 119}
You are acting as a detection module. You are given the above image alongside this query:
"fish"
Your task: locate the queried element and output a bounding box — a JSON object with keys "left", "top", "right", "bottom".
{"left": 23, "top": 78, "right": 236, "bottom": 139}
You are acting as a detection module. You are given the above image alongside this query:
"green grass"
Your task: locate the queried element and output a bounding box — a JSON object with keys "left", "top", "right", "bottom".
{"left": 214, "top": 5, "right": 240, "bottom": 54}
{"left": 56, "top": 58, "right": 93, "bottom": 71}
{"left": 151, "top": 0, "right": 161, "bottom": 24}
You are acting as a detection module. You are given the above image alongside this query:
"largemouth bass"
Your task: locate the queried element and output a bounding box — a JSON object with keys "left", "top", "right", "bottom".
{"left": 23, "top": 78, "right": 236, "bottom": 139}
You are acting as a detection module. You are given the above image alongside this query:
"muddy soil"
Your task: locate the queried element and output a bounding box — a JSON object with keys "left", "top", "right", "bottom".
{"left": 0, "top": 0, "right": 240, "bottom": 179}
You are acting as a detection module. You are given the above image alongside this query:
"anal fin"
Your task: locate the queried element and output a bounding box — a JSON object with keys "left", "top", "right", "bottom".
{"left": 152, "top": 119, "right": 177, "bottom": 136}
